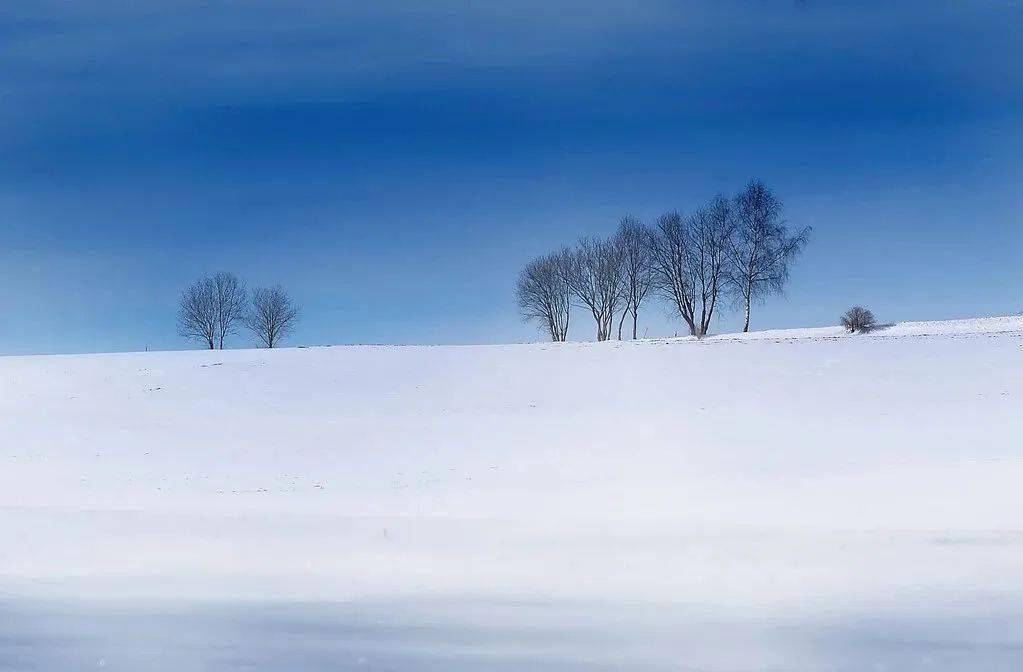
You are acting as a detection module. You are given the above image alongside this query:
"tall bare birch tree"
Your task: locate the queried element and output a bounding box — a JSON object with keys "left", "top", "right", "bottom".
{"left": 728, "top": 180, "right": 810, "bottom": 332}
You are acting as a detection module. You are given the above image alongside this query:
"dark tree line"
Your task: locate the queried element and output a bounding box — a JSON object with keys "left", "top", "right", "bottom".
{"left": 516, "top": 180, "right": 810, "bottom": 340}
{"left": 177, "top": 272, "right": 300, "bottom": 349}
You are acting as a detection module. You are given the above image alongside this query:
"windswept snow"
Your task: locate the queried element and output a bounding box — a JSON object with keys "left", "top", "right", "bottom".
{"left": 1, "top": 316, "right": 1022, "bottom": 671}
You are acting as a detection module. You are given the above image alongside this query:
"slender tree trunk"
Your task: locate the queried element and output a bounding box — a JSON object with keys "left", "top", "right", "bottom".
{"left": 617, "top": 308, "right": 628, "bottom": 340}
{"left": 632, "top": 307, "right": 638, "bottom": 340}
{"left": 742, "top": 273, "right": 754, "bottom": 333}
{"left": 703, "top": 294, "right": 718, "bottom": 336}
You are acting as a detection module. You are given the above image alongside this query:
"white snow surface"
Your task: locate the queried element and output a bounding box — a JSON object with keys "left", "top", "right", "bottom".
{"left": 2, "top": 315, "right": 1022, "bottom": 670}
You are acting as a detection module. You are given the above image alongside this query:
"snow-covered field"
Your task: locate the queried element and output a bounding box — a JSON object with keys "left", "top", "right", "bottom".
{"left": 2, "top": 315, "right": 1022, "bottom": 671}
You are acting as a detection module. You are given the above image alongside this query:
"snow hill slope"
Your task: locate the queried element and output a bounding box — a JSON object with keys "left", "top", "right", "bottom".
{"left": 1, "top": 315, "right": 1022, "bottom": 671}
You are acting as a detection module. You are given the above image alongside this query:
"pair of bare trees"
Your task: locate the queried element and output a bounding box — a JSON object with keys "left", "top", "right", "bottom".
{"left": 517, "top": 180, "right": 810, "bottom": 340}
{"left": 177, "top": 272, "right": 299, "bottom": 349}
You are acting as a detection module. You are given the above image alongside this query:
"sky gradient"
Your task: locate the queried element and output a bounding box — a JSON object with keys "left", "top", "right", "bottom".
{"left": 1, "top": 1, "right": 1021, "bottom": 354}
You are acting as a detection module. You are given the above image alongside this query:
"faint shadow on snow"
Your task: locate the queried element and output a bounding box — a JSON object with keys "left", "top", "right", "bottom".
{"left": 3, "top": 597, "right": 1023, "bottom": 672}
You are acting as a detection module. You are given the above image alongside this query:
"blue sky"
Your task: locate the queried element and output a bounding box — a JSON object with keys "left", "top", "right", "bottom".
{"left": 1, "top": 1, "right": 1020, "bottom": 354}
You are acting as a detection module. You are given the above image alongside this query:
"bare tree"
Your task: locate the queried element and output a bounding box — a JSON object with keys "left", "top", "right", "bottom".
{"left": 516, "top": 250, "right": 572, "bottom": 341}
{"left": 564, "top": 235, "right": 626, "bottom": 341}
{"left": 177, "top": 276, "right": 218, "bottom": 349}
{"left": 246, "top": 285, "right": 299, "bottom": 348}
{"left": 841, "top": 306, "right": 876, "bottom": 333}
{"left": 689, "top": 197, "right": 734, "bottom": 336}
{"left": 176, "top": 272, "right": 247, "bottom": 349}
{"left": 728, "top": 180, "right": 810, "bottom": 332}
{"left": 648, "top": 203, "right": 732, "bottom": 337}
{"left": 212, "top": 272, "right": 247, "bottom": 350}
{"left": 649, "top": 211, "right": 696, "bottom": 335}
{"left": 614, "top": 216, "right": 654, "bottom": 339}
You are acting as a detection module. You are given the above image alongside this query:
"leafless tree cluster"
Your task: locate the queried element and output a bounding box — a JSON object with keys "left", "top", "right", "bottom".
{"left": 515, "top": 180, "right": 811, "bottom": 340}
{"left": 177, "top": 273, "right": 300, "bottom": 349}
